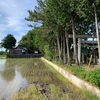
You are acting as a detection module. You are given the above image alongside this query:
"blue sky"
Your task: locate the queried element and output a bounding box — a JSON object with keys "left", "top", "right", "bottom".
{"left": 0, "top": 0, "right": 37, "bottom": 44}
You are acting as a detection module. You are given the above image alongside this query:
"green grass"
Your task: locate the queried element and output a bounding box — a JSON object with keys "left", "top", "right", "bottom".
{"left": 53, "top": 60, "right": 100, "bottom": 88}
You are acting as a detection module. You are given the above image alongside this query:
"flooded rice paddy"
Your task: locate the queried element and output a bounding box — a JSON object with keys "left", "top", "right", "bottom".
{"left": 0, "top": 58, "right": 98, "bottom": 100}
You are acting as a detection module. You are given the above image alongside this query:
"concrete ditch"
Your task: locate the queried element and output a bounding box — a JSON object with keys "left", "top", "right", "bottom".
{"left": 41, "top": 57, "right": 100, "bottom": 100}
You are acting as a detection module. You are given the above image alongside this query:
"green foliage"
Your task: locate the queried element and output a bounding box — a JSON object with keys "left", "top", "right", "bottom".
{"left": 0, "top": 51, "right": 5, "bottom": 55}
{"left": 46, "top": 0, "right": 69, "bottom": 26}
{"left": 24, "top": 0, "right": 100, "bottom": 63}
{"left": 19, "top": 30, "right": 37, "bottom": 53}
{"left": 1, "top": 34, "right": 16, "bottom": 50}
{"left": 25, "top": 0, "right": 46, "bottom": 24}
{"left": 19, "top": 35, "right": 27, "bottom": 46}
{"left": 44, "top": 44, "right": 53, "bottom": 60}
{"left": 86, "top": 69, "right": 100, "bottom": 88}
{"left": 32, "top": 27, "right": 47, "bottom": 52}
{"left": 67, "top": 66, "right": 86, "bottom": 77}
{"left": 0, "top": 51, "right": 6, "bottom": 58}
{"left": 67, "top": 66, "right": 100, "bottom": 88}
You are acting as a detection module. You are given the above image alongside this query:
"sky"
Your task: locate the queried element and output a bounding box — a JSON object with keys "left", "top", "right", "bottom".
{"left": 0, "top": 0, "right": 37, "bottom": 44}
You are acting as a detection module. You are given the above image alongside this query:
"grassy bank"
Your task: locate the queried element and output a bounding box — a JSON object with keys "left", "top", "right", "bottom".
{"left": 52, "top": 60, "right": 100, "bottom": 89}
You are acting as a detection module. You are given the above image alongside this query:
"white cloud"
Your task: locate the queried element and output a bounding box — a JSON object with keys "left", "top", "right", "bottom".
{"left": 0, "top": 0, "right": 37, "bottom": 43}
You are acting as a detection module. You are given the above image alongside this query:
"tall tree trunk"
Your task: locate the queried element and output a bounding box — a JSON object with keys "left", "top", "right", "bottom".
{"left": 54, "top": 41, "right": 57, "bottom": 53}
{"left": 57, "top": 34, "right": 62, "bottom": 60}
{"left": 72, "top": 17, "right": 79, "bottom": 65}
{"left": 63, "top": 33, "right": 66, "bottom": 64}
{"left": 60, "top": 34, "right": 63, "bottom": 60}
{"left": 65, "top": 28, "right": 71, "bottom": 65}
{"left": 78, "top": 38, "right": 81, "bottom": 65}
{"left": 94, "top": 3, "right": 100, "bottom": 63}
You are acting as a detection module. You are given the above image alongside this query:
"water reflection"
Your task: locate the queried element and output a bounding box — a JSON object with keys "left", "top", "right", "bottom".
{"left": 0, "top": 59, "right": 15, "bottom": 81}
{"left": 0, "top": 59, "right": 28, "bottom": 100}
{"left": 0, "top": 59, "right": 6, "bottom": 71}
{"left": 1, "top": 68, "right": 15, "bottom": 81}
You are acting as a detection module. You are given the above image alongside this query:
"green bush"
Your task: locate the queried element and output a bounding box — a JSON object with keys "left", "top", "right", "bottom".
{"left": 67, "top": 66, "right": 100, "bottom": 88}
{"left": 44, "top": 44, "right": 53, "bottom": 61}
{"left": 85, "top": 69, "right": 100, "bottom": 88}
{"left": 67, "top": 66, "right": 84, "bottom": 75}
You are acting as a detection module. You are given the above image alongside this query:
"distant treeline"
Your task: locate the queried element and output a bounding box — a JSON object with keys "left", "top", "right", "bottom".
{"left": 0, "top": 51, "right": 6, "bottom": 55}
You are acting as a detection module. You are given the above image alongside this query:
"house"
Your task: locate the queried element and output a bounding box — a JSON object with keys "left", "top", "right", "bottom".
{"left": 11, "top": 46, "right": 28, "bottom": 54}
{"left": 8, "top": 46, "right": 43, "bottom": 58}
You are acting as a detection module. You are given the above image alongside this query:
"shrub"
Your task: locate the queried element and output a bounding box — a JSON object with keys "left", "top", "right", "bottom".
{"left": 85, "top": 69, "right": 100, "bottom": 88}
{"left": 44, "top": 44, "right": 53, "bottom": 61}
{"left": 67, "top": 66, "right": 85, "bottom": 76}
{"left": 67, "top": 66, "right": 100, "bottom": 88}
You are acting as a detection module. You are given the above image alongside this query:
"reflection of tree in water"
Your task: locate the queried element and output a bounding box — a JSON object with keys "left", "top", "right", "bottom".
{"left": 1, "top": 68, "right": 15, "bottom": 81}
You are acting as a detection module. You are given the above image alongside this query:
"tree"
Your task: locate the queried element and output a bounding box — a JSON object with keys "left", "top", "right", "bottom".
{"left": 2, "top": 34, "right": 16, "bottom": 51}
{"left": 26, "top": 0, "right": 99, "bottom": 65}
{"left": 26, "top": 0, "right": 60, "bottom": 60}
{"left": 46, "top": 0, "right": 80, "bottom": 64}
{"left": 18, "top": 35, "right": 27, "bottom": 47}
{"left": 25, "top": 0, "right": 46, "bottom": 26}
{"left": 19, "top": 30, "right": 37, "bottom": 53}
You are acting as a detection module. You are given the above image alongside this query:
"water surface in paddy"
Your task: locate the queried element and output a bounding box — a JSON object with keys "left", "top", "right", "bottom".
{"left": 0, "top": 58, "right": 45, "bottom": 100}
{"left": 0, "top": 59, "right": 28, "bottom": 100}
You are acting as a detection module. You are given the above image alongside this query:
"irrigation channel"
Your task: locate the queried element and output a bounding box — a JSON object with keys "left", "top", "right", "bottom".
{"left": 0, "top": 58, "right": 98, "bottom": 100}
